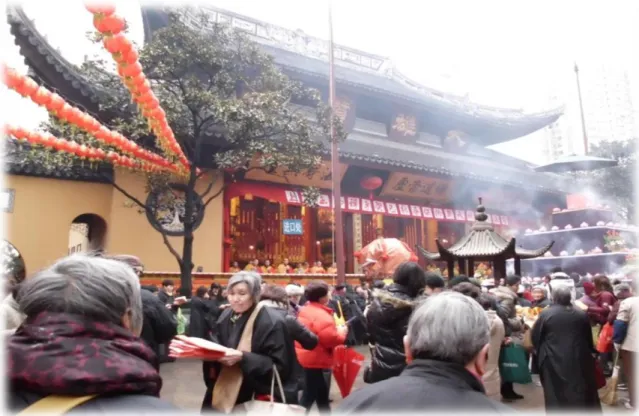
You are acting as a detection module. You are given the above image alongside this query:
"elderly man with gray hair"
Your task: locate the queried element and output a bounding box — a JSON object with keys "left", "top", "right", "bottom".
{"left": 338, "top": 292, "right": 512, "bottom": 413}
{"left": 7, "top": 254, "right": 176, "bottom": 413}
{"left": 531, "top": 285, "right": 602, "bottom": 411}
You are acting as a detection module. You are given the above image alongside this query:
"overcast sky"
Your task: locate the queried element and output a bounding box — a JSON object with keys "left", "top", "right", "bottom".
{"left": 2, "top": 0, "right": 638, "bottom": 163}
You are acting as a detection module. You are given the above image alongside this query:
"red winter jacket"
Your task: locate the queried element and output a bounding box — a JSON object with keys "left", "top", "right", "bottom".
{"left": 295, "top": 301, "right": 345, "bottom": 369}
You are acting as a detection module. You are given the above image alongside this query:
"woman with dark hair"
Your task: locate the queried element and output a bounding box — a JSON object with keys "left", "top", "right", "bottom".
{"left": 189, "top": 286, "right": 214, "bottom": 339}
{"left": 260, "top": 285, "right": 318, "bottom": 403}
{"left": 587, "top": 275, "right": 617, "bottom": 325}
{"left": 297, "top": 280, "right": 348, "bottom": 413}
{"left": 364, "top": 262, "right": 426, "bottom": 383}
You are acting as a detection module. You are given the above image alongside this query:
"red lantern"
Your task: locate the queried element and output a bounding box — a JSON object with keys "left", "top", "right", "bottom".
{"left": 57, "top": 103, "right": 74, "bottom": 121}
{"left": 41, "top": 133, "right": 54, "bottom": 146}
{"left": 85, "top": 3, "right": 116, "bottom": 16}
{"left": 48, "top": 93, "right": 65, "bottom": 112}
{"left": 94, "top": 15, "right": 125, "bottom": 35}
{"left": 360, "top": 175, "right": 383, "bottom": 199}
{"left": 19, "top": 77, "right": 38, "bottom": 97}
{"left": 3, "top": 68, "right": 23, "bottom": 90}
{"left": 122, "top": 48, "right": 139, "bottom": 65}
{"left": 57, "top": 138, "right": 72, "bottom": 153}
{"left": 31, "top": 87, "right": 51, "bottom": 106}
{"left": 95, "top": 148, "right": 106, "bottom": 160}
{"left": 120, "top": 62, "right": 142, "bottom": 78}
{"left": 77, "top": 144, "right": 90, "bottom": 158}
{"left": 103, "top": 33, "right": 131, "bottom": 54}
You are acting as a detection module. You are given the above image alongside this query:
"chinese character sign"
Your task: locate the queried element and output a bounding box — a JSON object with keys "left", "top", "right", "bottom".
{"left": 283, "top": 219, "right": 303, "bottom": 235}
{"left": 391, "top": 113, "right": 417, "bottom": 139}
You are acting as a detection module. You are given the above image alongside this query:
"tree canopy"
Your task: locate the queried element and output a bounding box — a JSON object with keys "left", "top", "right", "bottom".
{"left": 581, "top": 138, "right": 636, "bottom": 222}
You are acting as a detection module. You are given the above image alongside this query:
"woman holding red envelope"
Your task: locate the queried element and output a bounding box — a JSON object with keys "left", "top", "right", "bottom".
{"left": 200, "top": 272, "right": 292, "bottom": 413}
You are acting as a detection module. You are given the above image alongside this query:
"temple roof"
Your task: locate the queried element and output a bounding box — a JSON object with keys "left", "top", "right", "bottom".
{"left": 4, "top": 138, "right": 113, "bottom": 183}
{"left": 5, "top": 7, "right": 566, "bottom": 194}
{"left": 417, "top": 200, "right": 554, "bottom": 260}
{"left": 336, "top": 132, "right": 568, "bottom": 193}
{"left": 143, "top": 6, "right": 563, "bottom": 145}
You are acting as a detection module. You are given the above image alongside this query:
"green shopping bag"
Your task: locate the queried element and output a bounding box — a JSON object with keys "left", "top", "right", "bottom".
{"left": 176, "top": 307, "right": 187, "bottom": 335}
{"left": 499, "top": 344, "right": 532, "bottom": 384}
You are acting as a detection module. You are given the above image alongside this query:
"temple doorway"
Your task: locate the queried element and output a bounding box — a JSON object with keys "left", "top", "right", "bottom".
{"left": 69, "top": 214, "right": 108, "bottom": 254}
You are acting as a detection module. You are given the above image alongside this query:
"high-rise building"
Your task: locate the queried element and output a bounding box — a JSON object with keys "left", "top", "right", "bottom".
{"left": 579, "top": 65, "right": 637, "bottom": 148}
{"left": 536, "top": 64, "right": 637, "bottom": 163}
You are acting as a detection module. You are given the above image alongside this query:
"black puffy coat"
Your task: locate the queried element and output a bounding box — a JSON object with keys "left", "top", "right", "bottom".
{"left": 140, "top": 288, "right": 177, "bottom": 359}
{"left": 263, "top": 301, "right": 318, "bottom": 403}
{"left": 365, "top": 284, "right": 418, "bottom": 383}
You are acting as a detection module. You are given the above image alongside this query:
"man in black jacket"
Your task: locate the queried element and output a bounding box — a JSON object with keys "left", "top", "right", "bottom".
{"left": 338, "top": 292, "right": 512, "bottom": 413}
{"left": 107, "top": 255, "right": 177, "bottom": 364}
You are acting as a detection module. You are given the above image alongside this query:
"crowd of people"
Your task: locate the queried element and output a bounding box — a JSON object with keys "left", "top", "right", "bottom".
{"left": 2, "top": 252, "right": 637, "bottom": 414}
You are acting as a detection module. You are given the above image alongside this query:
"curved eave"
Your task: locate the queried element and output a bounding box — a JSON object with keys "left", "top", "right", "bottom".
{"left": 270, "top": 49, "right": 563, "bottom": 144}
{"left": 415, "top": 245, "right": 442, "bottom": 261}
{"left": 439, "top": 231, "right": 516, "bottom": 258}
{"left": 7, "top": 7, "right": 106, "bottom": 112}
{"left": 515, "top": 241, "right": 555, "bottom": 259}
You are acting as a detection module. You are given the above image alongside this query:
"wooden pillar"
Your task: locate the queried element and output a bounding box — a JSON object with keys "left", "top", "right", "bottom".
{"left": 458, "top": 258, "right": 467, "bottom": 276}
{"left": 468, "top": 258, "right": 475, "bottom": 278}
{"left": 514, "top": 257, "right": 522, "bottom": 276}
{"left": 352, "top": 213, "right": 363, "bottom": 273}
{"left": 447, "top": 261, "right": 455, "bottom": 280}
{"left": 493, "top": 259, "right": 506, "bottom": 280}
{"left": 425, "top": 219, "right": 438, "bottom": 252}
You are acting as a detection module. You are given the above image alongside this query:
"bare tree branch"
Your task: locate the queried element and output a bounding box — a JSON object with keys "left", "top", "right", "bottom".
{"left": 199, "top": 170, "right": 221, "bottom": 199}
{"left": 103, "top": 173, "right": 184, "bottom": 267}
{"left": 203, "top": 183, "right": 229, "bottom": 207}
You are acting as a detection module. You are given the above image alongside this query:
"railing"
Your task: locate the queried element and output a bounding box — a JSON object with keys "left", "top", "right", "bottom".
{"left": 140, "top": 272, "right": 366, "bottom": 289}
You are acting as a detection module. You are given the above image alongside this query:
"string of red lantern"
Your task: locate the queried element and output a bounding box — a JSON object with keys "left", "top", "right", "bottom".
{"left": 1, "top": 65, "right": 181, "bottom": 175}
{"left": 86, "top": 3, "right": 190, "bottom": 172}
{"left": 4, "top": 124, "right": 166, "bottom": 174}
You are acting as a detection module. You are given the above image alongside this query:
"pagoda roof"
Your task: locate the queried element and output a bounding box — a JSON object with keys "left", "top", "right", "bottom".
{"left": 417, "top": 201, "right": 554, "bottom": 261}
{"left": 143, "top": 6, "right": 563, "bottom": 145}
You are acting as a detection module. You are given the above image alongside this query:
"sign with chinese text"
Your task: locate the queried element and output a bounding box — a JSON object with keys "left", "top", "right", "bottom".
{"left": 283, "top": 219, "right": 303, "bottom": 235}
{"left": 390, "top": 112, "right": 418, "bottom": 141}
{"left": 334, "top": 95, "right": 356, "bottom": 133}
{"left": 245, "top": 159, "right": 347, "bottom": 189}
{"left": 281, "top": 190, "right": 512, "bottom": 225}
{"left": 381, "top": 172, "right": 452, "bottom": 203}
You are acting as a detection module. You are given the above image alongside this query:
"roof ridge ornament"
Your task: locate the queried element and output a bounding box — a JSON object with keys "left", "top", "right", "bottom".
{"left": 475, "top": 197, "right": 488, "bottom": 222}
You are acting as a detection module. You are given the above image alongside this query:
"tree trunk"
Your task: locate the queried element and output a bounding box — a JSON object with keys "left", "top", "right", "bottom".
{"left": 180, "top": 160, "right": 199, "bottom": 295}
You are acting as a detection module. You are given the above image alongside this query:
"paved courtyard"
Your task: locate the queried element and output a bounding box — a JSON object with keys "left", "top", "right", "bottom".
{"left": 160, "top": 346, "right": 629, "bottom": 413}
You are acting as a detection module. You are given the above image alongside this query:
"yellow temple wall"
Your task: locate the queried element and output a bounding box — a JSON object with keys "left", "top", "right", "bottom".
{"left": 3, "top": 170, "right": 224, "bottom": 275}
{"left": 3, "top": 174, "right": 112, "bottom": 273}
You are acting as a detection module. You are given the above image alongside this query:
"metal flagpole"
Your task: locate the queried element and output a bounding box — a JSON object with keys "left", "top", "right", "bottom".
{"left": 574, "top": 62, "right": 589, "bottom": 154}
{"left": 328, "top": 2, "right": 346, "bottom": 285}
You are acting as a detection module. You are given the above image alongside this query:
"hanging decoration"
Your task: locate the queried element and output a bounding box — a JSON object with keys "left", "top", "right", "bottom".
{"left": 1, "top": 66, "right": 181, "bottom": 175}
{"left": 4, "top": 125, "right": 166, "bottom": 174}
{"left": 86, "top": 3, "right": 190, "bottom": 172}
{"left": 360, "top": 175, "right": 383, "bottom": 200}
